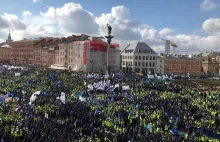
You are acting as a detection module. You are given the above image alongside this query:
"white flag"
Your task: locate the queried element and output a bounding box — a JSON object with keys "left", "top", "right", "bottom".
{"left": 28, "top": 91, "right": 40, "bottom": 105}
{"left": 60, "top": 92, "right": 66, "bottom": 104}
{"left": 122, "top": 86, "right": 130, "bottom": 91}
{"left": 88, "top": 84, "right": 94, "bottom": 91}
{"left": 79, "top": 96, "right": 86, "bottom": 102}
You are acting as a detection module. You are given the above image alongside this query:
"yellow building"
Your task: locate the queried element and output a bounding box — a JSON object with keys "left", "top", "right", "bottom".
{"left": 0, "top": 44, "right": 11, "bottom": 63}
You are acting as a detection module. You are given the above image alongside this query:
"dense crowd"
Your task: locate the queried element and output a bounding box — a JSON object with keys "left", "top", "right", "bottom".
{"left": 0, "top": 67, "right": 220, "bottom": 142}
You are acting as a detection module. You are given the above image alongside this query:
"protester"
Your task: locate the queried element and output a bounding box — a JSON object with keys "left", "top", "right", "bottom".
{"left": 0, "top": 66, "right": 220, "bottom": 142}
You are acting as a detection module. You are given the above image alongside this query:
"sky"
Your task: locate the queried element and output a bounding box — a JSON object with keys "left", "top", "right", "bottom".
{"left": 0, "top": 0, "right": 220, "bottom": 53}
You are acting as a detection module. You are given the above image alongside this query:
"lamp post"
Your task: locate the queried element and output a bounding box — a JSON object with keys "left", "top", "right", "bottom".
{"left": 105, "top": 23, "right": 114, "bottom": 76}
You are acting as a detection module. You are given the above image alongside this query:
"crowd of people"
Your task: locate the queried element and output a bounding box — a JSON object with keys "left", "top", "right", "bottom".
{"left": 0, "top": 67, "right": 220, "bottom": 142}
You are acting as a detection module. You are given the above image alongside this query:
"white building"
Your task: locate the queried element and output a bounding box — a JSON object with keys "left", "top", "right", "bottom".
{"left": 72, "top": 38, "right": 120, "bottom": 72}
{"left": 156, "top": 54, "right": 165, "bottom": 75}
{"left": 121, "top": 42, "right": 157, "bottom": 74}
{"left": 55, "top": 43, "right": 74, "bottom": 70}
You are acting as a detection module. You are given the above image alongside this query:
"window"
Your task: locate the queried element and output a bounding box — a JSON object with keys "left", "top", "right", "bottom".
{"left": 160, "top": 65, "right": 162, "bottom": 68}
{"left": 143, "top": 56, "right": 145, "bottom": 60}
{"left": 153, "top": 62, "right": 155, "bottom": 67}
{"left": 149, "top": 62, "right": 152, "bottom": 67}
{"left": 135, "top": 62, "right": 137, "bottom": 66}
{"left": 153, "top": 56, "right": 155, "bottom": 60}
{"left": 174, "top": 64, "right": 176, "bottom": 69}
{"left": 135, "top": 56, "right": 138, "bottom": 60}
{"left": 138, "top": 62, "right": 140, "bottom": 66}
{"left": 142, "top": 62, "right": 144, "bottom": 67}
{"left": 150, "top": 56, "right": 152, "bottom": 60}
{"left": 139, "top": 56, "right": 141, "bottom": 60}
{"left": 160, "top": 60, "right": 162, "bottom": 62}
{"left": 146, "top": 62, "right": 148, "bottom": 67}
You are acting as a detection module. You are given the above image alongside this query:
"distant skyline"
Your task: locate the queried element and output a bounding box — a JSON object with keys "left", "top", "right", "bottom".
{"left": 0, "top": 0, "right": 220, "bottom": 53}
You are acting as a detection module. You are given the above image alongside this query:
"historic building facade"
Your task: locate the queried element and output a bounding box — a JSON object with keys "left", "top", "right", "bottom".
{"left": 121, "top": 42, "right": 157, "bottom": 74}
{"left": 10, "top": 40, "right": 36, "bottom": 64}
{"left": 163, "top": 54, "right": 202, "bottom": 76}
{"left": 0, "top": 44, "right": 11, "bottom": 63}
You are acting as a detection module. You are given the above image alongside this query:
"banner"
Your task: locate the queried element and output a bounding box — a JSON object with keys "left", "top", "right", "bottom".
{"left": 15, "top": 73, "right": 21, "bottom": 77}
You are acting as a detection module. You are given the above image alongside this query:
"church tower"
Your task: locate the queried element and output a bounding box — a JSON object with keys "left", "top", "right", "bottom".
{"left": 6, "top": 31, "right": 13, "bottom": 44}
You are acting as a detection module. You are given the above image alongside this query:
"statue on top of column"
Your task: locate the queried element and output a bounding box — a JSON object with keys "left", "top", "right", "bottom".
{"left": 107, "top": 23, "right": 112, "bottom": 36}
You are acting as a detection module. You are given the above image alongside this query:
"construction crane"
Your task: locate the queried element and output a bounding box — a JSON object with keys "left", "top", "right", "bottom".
{"left": 161, "top": 38, "right": 177, "bottom": 54}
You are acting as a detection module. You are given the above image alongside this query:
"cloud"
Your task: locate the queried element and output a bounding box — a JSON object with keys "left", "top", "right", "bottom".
{"left": 200, "top": 0, "right": 217, "bottom": 11}
{"left": 22, "top": 11, "right": 32, "bottom": 17}
{"left": 202, "top": 18, "right": 220, "bottom": 36}
{"left": 40, "top": 3, "right": 99, "bottom": 35}
{"left": 96, "top": 6, "right": 141, "bottom": 40}
{"left": 0, "top": 2, "right": 219, "bottom": 54}
{"left": 0, "top": 13, "right": 26, "bottom": 30}
{"left": 159, "top": 28, "right": 175, "bottom": 36}
{"left": 33, "top": 0, "right": 39, "bottom": 3}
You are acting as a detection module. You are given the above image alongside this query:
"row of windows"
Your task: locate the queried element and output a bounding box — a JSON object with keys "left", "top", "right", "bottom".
{"left": 13, "top": 55, "right": 32, "bottom": 59}
{"left": 56, "top": 52, "right": 73, "bottom": 56}
{"left": 122, "top": 55, "right": 156, "bottom": 60}
{"left": 59, "top": 46, "right": 73, "bottom": 50}
{"left": 56, "top": 58, "right": 73, "bottom": 63}
{"left": 135, "top": 62, "right": 155, "bottom": 67}
{"left": 165, "top": 64, "right": 200, "bottom": 70}
{"left": 122, "top": 56, "right": 133, "bottom": 60}
{"left": 122, "top": 61, "right": 156, "bottom": 67}
{"left": 165, "top": 60, "right": 201, "bottom": 64}
{"left": 135, "top": 56, "right": 155, "bottom": 60}
{"left": 0, "top": 55, "right": 10, "bottom": 58}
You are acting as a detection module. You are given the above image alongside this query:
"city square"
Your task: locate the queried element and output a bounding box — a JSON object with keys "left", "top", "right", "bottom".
{"left": 0, "top": 0, "right": 220, "bottom": 141}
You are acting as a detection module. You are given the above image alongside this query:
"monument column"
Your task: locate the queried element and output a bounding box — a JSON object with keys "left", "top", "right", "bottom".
{"left": 105, "top": 24, "right": 114, "bottom": 76}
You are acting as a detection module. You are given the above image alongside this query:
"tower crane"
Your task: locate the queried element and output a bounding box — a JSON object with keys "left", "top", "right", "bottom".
{"left": 161, "top": 38, "right": 178, "bottom": 54}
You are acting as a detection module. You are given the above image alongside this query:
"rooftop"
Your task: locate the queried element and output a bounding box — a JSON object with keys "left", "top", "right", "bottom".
{"left": 0, "top": 44, "right": 11, "bottom": 48}
{"left": 159, "top": 53, "right": 201, "bottom": 60}
{"left": 121, "top": 42, "right": 157, "bottom": 54}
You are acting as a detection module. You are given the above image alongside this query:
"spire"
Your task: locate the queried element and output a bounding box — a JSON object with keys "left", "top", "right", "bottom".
{"left": 8, "top": 30, "right": 11, "bottom": 40}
